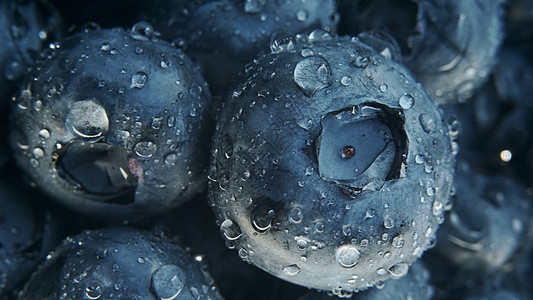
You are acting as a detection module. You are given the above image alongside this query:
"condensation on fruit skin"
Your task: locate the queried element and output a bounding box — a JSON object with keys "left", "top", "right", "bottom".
{"left": 208, "top": 33, "right": 456, "bottom": 292}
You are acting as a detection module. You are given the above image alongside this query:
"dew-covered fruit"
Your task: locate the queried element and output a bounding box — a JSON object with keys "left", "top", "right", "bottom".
{"left": 434, "top": 160, "right": 532, "bottom": 273}
{"left": 0, "top": 0, "right": 63, "bottom": 106}
{"left": 337, "top": 0, "right": 504, "bottom": 106}
{"left": 19, "top": 227, "right": 222, "bottom": 299}
{"left": 10, "top": 23, "right": 211, "bottom": 220}
{"left": 0, "top": 171, "right": 62, "bottom": 297}
{"left": 209, "top": 34, "right": 455, "bottom": 293}
{"left": 146, "top": 0, "right": 337, "bottom": 96}
{"left": 299, "top": 260, "right": 434, "bottom": 299}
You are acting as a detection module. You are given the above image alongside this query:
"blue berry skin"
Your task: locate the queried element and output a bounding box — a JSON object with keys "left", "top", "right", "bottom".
{"left": 9, "top": 24, "right": 211, "bottom": 221}
{"left": 434, "top": 160, "right": 532, "bottom": 274}
{"left": 299, "top": 260, "right": 434, "bottom": 299}
{"left": 0, "top": 169, "right": 63, "bottom": 297}
{"left": 0, "top": 0, "right": 63, "bottom": 107}
{"left": 147, "top": 0, "right": 338, "bottom": 96}
{"left": 337, "top": 0, "right": 504, "bottom": 106}
{"left": 208, "top": 33, "right": 455, "bottom": 293}
{"left": 19, "top": 227, "right": 222, "bottom": 299}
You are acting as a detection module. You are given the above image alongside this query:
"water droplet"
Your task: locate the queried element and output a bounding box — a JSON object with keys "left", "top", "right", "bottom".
{"left": 131, "top": 21, "right": 154, "bottom": 40}
{"left": 189, "top": 108, "right": 197, "bottom": 117}
{"left": 352, "top": 55, "right": 369, "bottom": 68}
{"left": 151, "top": 264, "right": 185, "bottom": 300}
{"left": 164, "top": 153, "right": 178, "bottom": 167}
{"left": 244, "top": 0, "right": 266, "bottom": 13}
{"left": 300, "top": 48, "right": 314, "bottom": 57}
{"left": 336, "top": 245, "right": 360, "bottom": 268}
{"left": 419, "top": 114, "right": 436, "bottom": 134}
{"left": 392, "top": 236, "right": 404, "bottom": 248}
{"left": 379, "top": 84, "right": 388, "bottom": 92}
{"left": 251, "top": 205, "right": 275, "bottom": 233}
{"left": 85, "top": 280, "right": 103, "bottom": 299}
{"left": 39, "top": 129, "right": 50, "bottom": 139}
{"left": 220, "top": 219, "right": 242, "bottom": 240}
{"left": 388, "top": 263, "right": 409, "bottom": 278}
{"left": 296, "top": 9, "right": 308, "bottom": 21}
{"left": 270, "top": 32, "right": 295, "bottom": 54}
{"left": 131, "top": 71, "right": 148, "bottom": 88}
{"left": 283, "top": 264, "right": 301, "bottom": 276}
{"left": 415, "top": 154, "right": 424, "bottom": 164}
{"left": 315, "top": 221, "right": 325, "bottom": 233}
{"left": 340, "top": 76, "right": 352, "bottom": 86}
{"left": 399, "top": 94, "right": 414, "bottom": 109}
{"left": 65, "top": 100, "right": 109, "bottom": 141}
{"left": 32, "top": 147, "right": 44, "bottom": 158}
{"left": 288, "top": 208, "right": 303, "bottom": 224}
{"left": 100, "top": 41, "right": 111, "bottom": 51}
{"left": 308, "top": 29, "right": 332, "bottom": 42}
{"left": 500, "top": 150, "right": 512, "bottom": 162}
{"left": 432, "top": 201, "right": 443, "bottom": 216}
{"left": 296, "top": 238, "right": 308, "bottom": 250}
{"left": 137, "top": 257, "right": 145, "bottom": 264}
{"left": 33, "top": 99, "right": 42, "bottom": 112}
{"left": 160, "top": 59, "right": 170, "bottom": 69}
{"left": 376, "top": 268, "right": 386, "bottom": 276}
{"left": 294, "top": 56, "right": 332, "bottom": 97}
{"left": 384, "top": 217, "right": 394, "bottom": 229}
{"left": 134, "top": 141, "right": 157, "bottom": 158}
{"left": 134, "top": 46, "right": 144, "bottom": 55}
{"left": 424, "top": 163, "right": 434, "bottom": 173}
{"left": 365, "top": 209, "right": 376, "bottom": 219}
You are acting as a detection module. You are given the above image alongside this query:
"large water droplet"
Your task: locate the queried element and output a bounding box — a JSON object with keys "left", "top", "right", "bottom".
{"left": 419, "top": 114, "right": 436, "bottom": 134}
{"left": 131, "top": 71, "right": 148, "bottom": 88}
{"left": 251, "top": 204, "right": 275, "bottom": 233}
{"left": 65, "top": 100, "right": 109, "bottom": 141}
{"left": 392, "top": 235, "right": 404, "bottom": 248}
{"left": 399, "top": 94, "right": 415, "bottom": 109}
{"left": 283, "top": 264, "right": 301, "bottom": 276}
{"left": 388, "top": 263, "right": 409, "bottom": 279}
{"left": 151, "top": 265, "right": 185, "bottom": 300}
{"left": 134, "top": 141, "right": 157, "bottom": 158}
{"left": 220, "top": 219, "right": 242, "bottom": 240}
{"left": 288, "top": 207, "right": 303, "bottom": 224}
{"left": 85, "top": 280, "right": 103, "bottom": 299}
{"left": 244, "top": 0, "right": 266, "bottom": 13}
{"left": 335, "top": 245, "right": 360, "bottom": 268}
{"left": 270, "top": 32, "right": 295, "bottom": 54}
{"left": 131, "top": 21, "right": 154, "bottom": 41}
{"left": 296, "top": 9, "right": 308, "bottom": 21}
{"left": 294, "top": 56, "right": 332, "bottom": 97}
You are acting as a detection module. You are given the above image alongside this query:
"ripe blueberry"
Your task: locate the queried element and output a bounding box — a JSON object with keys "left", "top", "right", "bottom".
{"left": 209, "top": 33, "right": 455, "bottom": 293}
{"left": 10, "top": 23, "right": 211, "bottom": 220}
{"left": 19, "top": 227, "right": 222, "bottom": 299}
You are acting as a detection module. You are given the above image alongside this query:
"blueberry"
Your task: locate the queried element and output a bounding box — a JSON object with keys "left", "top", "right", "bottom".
{"left": 146, "top": 0, "right": 338, "bottom": 97}
{"left": 209, "top": 33, "right": 455, "bottom": 293}
{"left": 337, "top": 0, "right": 504, "bottom": 106}
{"left": 434, "top": 159, "right": 531, "bottom": 273}
{"left": 19, "top": 227, "right": 222, "bottom": 299}
{"left": 299, "top": 261, "right": 434, "bottom": 299}
{"left": 0, "top": 0, "right": 63, "bottom": 106}
{"left": 9, "top": 23, "right": 211, "bottom": 220}
{"left": 0, "top": 167, "right": 63, "bottom": 297}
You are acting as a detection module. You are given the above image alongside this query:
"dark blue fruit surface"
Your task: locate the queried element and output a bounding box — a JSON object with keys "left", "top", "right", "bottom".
{"left": 18, "top": 227, "right": 222, "bottom": 299}
{"left": 9, "top": 24, "right": 211, "bottom": 221}
{"left": 208, "top": 33, "right": 455, "bottom": 294}
{"left": 0, "top": 0, "right": 531, "bottom": 299}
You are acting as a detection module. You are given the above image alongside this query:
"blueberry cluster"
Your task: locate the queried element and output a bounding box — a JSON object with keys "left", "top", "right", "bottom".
{"left": 0, "top": 0, "right": 532, "bottom": 299}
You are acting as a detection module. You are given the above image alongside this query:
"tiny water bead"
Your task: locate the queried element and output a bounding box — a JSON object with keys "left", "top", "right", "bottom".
{"left": 130, "top": 71, "right": 148, "bottom": 88}
{"left": 399, "top": 94, "right": 415, "bottom": 109}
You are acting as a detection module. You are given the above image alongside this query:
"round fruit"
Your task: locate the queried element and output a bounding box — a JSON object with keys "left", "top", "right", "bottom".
{"left": 10, "top": 23, "right": 211, "bottom": 220}
{"left": 209, "top": 33, "right": 455, "bottom": 293}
